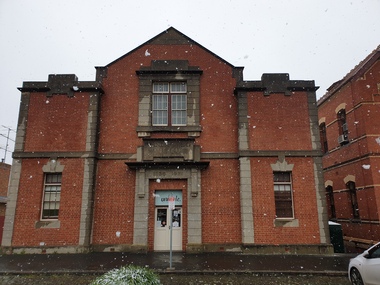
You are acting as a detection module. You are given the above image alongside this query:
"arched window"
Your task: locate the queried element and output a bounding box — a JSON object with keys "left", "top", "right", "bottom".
{"left": 326, "top": 185, "right": 336, "bottom": 219}
{"left": 319, "top": 122, "right": 328, "bottom": 154}
{"left": 347, "top": 181, "right": 360, "bottom": 219}
{"left": 337, "top": 109, "right": 349, "bottom": 145}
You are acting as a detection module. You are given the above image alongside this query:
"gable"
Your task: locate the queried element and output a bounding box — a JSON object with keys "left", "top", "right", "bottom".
{"left": 105, "top": 27, "right": 235, "bottom": 69}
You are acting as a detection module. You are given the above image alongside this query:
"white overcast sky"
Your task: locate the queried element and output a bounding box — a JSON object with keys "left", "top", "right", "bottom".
{"left": 0, "top": 0, "right": 379, "bottom": 164}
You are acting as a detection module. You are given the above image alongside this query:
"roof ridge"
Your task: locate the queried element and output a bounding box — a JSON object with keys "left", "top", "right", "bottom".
{"left": 318, "top": 44, "right": 380, "bottom": 105}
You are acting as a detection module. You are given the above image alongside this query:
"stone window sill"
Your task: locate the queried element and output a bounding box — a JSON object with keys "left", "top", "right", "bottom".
{"left": 274, "top": 218, "right": 299, "bottom": 228}
{"left": 35, "top": 220, "right": 61, "bottom": 229}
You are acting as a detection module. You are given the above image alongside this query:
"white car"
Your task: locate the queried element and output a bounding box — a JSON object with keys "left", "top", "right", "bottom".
{"left": 349, "top": 242, "right": 380, "bottom": 285}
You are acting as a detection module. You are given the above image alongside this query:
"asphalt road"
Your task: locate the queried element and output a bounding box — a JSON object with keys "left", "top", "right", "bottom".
{"left": 0, "top": 273, "right": 351, "bottom": 285}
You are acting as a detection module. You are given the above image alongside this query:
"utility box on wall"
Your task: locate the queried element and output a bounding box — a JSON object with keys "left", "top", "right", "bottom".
{"left": 329, "top": 221, "right": 345, "bottom": 253}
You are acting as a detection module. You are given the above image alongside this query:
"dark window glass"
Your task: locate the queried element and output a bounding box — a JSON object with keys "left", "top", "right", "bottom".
{"left": 273, "top": 172, "right": 293, "bottom": 218}
{"left": 326, "top": 185, "right": 336, "bottom": 219}
{"left": 347, "top": 181, "right": 360, "bottom": 219}
{"left": 42, "top": 173, "right": 62, "bottom": 219}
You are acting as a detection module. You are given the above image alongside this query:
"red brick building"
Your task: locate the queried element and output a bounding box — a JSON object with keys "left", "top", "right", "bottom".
{"left": 318, "top": 45, "right": 380, "bottom": 251}
{"left": 2, "top": 28, "right": 330, "bottom": 254}
{"left": 0, "top": 162, "right": 10, "bottom": 242}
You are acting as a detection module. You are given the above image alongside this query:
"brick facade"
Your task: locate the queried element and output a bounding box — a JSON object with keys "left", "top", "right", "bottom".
{"left": 0, "top": 162, "right": 10, "bottom": 242}
{"left": 318, "top": 45, "right": 380, "bottom": 251}
{"left": 2, "top": 28, "right": 330, "bottom": 254}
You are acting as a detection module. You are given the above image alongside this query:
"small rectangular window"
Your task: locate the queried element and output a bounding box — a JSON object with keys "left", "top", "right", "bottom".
{"left": 273, "top": 172, "right": 294, "bottom": 218}
{"left": 42, "top": 173, "right": 62, "bottom": 220}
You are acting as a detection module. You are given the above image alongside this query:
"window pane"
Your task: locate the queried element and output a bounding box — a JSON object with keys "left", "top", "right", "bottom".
{"left": 157, "top": 209, "right": 167, "bottom": 228}
{"left": 42, "top": 173, "right": 62, "bottom": 219}
{"left": 172, "top": 110, "right": 187, "bottom": 125}
{"left": 43, "top": 206, "right": 59, "bottom": 218}
{"left": 153, "top": 95, "right": 168, "bottom": 126}
{"left": 45, "top": 185, "right": 60, "bottom": 192}
{"left": 275, "top": 191, "right": 293, "bottom": 217}
{"left": 170, "top": 82, "right": 186, "bottom": 93}
{"left": 171, "top": 95, "right": 187, "bottom": 125}
{"left": 153, "top": 95, "right": 168, "bottom": 110}
{"left": 153, "top": 82, "right": 169, "bottom": 93}
{"left": 172, "top": 95, "right": 186, "bottom": 109}
{"left": 273, "top": 172, "right": 290, "bottom": 182}
{"left": 46, "top": 173, "right": 61, "bottom": 183}
{"left": 273, "top": 172, "right": 293, "bottom": 218}
{"left": 153, "top": 110, "right": 168, "bottom": 125}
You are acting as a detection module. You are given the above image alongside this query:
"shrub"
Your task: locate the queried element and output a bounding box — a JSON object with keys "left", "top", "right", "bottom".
{"left": 90, "top": 265, "right": 161, "bottom": 285}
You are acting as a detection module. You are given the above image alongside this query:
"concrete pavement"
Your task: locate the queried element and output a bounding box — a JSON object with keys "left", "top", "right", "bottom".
{"left": 0, "top": 252, "right": 353, "bottom": 276}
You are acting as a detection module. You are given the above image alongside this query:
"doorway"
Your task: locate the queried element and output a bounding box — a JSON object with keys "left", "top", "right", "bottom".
{"left": 154, "top": 207, "right": 182, "bottom": 251}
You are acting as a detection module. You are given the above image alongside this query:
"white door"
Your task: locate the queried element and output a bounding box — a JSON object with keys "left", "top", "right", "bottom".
{"left": 154, "top": 207, "right": 182, "bottom": 251}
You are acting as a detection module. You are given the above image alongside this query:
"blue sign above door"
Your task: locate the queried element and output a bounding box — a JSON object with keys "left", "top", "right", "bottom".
{"left": 155, "top": 190, "right": 182, "bottom": 206}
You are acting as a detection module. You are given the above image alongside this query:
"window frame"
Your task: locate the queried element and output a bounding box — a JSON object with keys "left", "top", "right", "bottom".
{"left": 347, "top": 181, "right": 360, "bottom": 220}
{"left": 337, "top": 109, "right": 349, "bottom": 145}
{"left": 273, "top": 172, "right": 294, "bottom": 219}
{"left": 41, "top": 173, "right": 62, "bottom": 220}
{"left": 319, "top": 122, "right": 328, "bottom": 154}
{"left": 152, "top": 82, "right": 187, "bottom": 127}
{"left": 326, "top": 185, "right": 336, "bottom": 220}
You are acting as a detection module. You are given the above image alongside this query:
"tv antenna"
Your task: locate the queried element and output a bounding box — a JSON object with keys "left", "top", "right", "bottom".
{"left": 0, "top": 125, "right": 16, "bottom": 163}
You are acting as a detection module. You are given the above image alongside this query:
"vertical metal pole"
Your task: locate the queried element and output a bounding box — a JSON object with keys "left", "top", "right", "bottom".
{"left": 169, "top": 207, "right": 173, "bottom": 269}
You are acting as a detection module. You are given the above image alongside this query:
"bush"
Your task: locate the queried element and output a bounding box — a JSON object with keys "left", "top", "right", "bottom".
{"left": 90, "top": 265, "right": 161, "bottom": 285}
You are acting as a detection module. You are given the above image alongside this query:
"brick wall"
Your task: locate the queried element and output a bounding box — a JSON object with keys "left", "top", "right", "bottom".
{"left": 318, "top": 56, "right": 380, "bottom": 243}
{"left": 201, "top": 159, "right": 241, "bottom": 244}
{"left": 99, "top": 43, "right": 238, "bottom": 154}
{"left": 92, "top": 160, "right": 136, "bottom": 245}
{"left": 0, "top": 162, "right": 10, "bottom": 198}
{"left": 24, "top": 93, "right": 90, "bottom": 152}
{"left": 250, "top": 157, "right": 320, "bottom": 244}
{"left": 0, "top": 162, "right": 10, "bottom": 242}
{"left": 12, "top": 158, "right": 84, "bottom": 246}
{"left": 247, "top": 91, "right": 312, "bottom": 150}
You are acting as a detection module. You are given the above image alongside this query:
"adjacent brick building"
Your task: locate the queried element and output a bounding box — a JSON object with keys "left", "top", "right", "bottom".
{"left": 2, "top": 27, "right": 330, "bottom": 254}
{"left": 318, "top": 45, "right": 380, "bottom": 251}
{"left": 0, "top": 162, "right": 10, "bottom": 242}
